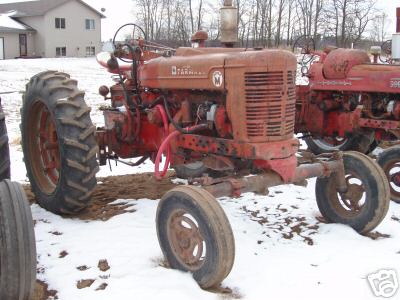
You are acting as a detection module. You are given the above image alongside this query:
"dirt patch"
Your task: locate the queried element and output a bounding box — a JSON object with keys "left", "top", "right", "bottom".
{"left": 98, "top": 259, "right": 110, "bottom": 272}
{"left": 24, "top": 172, "right": 178, "bottom": 221}
{"left": 33, "top": 280, "right": 58, "bottom": 300}
{"left": 96, "top": 283, "right": 108, "bottom": 291}
{"left": 365, "top": 231, "right": 391, "bottom": 240}
{"left": 241, "top": 205, "right": 318, "bottom": 245}
{"left": 59, "top": 250, "right": 68, "bottom": 258}
{"left": 77, "top": 265, "right": 90, "bottom": 271}
{"left": 77, "top": 279, "right": 95, "bottom": 289}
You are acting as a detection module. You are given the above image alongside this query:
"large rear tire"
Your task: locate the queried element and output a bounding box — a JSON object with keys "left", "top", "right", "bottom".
{"left": 0, "top": 100, "right": 10, "bottom": 181}
{"left": 377, "top": 146, "right": 400, "bottom": 203}
{"left": 305, "top": 133, "right": 375, "bottom": 155}
{"left": 156, "top": 186, "right": 235, "bottom": 288}
{"left": 21, "top": 71, "right": 99, "bottom": 214}
{"left": 0, "top": 180, "right": 36, "bottom": 300}
{"left": 315, "top": 152, "right": 390, "bottom": 234}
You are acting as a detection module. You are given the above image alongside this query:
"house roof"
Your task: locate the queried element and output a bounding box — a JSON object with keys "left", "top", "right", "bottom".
{"left": 0, "top": 0, "right": 105, "bottom": 18}
{"left": 0, "top": 12, "right": 35, "bottom": 32}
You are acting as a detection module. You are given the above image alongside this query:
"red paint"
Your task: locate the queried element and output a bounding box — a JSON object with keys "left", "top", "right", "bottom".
{"left": 296, "top": 47, "right": 400, "bottom": 143}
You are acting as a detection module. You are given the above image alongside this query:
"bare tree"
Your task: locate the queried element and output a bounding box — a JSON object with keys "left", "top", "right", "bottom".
{"left": 370, "top": 12, "right": 390, "bottom": 43}
{"left": 131, "top": 0, "right": 382, "bottom": 49}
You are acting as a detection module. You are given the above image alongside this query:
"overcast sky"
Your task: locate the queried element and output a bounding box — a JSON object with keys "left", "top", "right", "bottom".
{"left": 1, "top": 0, "right": 400, "bottom": 41}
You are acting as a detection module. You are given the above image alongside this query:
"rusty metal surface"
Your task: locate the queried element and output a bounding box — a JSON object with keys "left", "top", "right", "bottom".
{"left": 28, "top": 101, "right": 60, "bottom": 194}
{"left": 167, "top": 209, "right": 205, "bottom": 270}
{"left": 322, "top": 48, "right": 370, "bottom": 80}
{"left": 296, "top": 47, "right": 400, "bottom": 145}
{"left": 200, "top": 153, "right": 346, "bottom": 198}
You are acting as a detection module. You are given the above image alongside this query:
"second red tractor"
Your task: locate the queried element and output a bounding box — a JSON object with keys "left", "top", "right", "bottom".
{"left": 294, "top": 37, "right": 400, "bottom": 203}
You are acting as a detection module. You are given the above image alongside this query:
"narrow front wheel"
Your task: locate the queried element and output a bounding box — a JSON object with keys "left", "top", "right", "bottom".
{"left": 377, "top": 146, "right": 400, "bottom": 203}
{"left": 315, "top": 152, "right": 390, "bottom": 234}
{"left": 156, "top": 186, "right": 235, "bottom": 288}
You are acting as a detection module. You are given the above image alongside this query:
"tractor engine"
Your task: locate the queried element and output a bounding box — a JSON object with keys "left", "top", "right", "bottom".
{"left": 98, "top": 47, "right": 298, "bottom": 181}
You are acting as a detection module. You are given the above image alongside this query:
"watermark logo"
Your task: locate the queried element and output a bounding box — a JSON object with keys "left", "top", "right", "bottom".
{"left": 367, "top": 269, "right": 399, "bottom": 298}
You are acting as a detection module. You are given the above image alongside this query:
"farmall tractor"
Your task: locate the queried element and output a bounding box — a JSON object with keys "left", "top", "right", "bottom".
{"left": 0, "top": 98, "right": 36, "bottom": 300}
{"left": 20, "top": 3, "right": 390, "bottom": 288}
{"left": 293, "top": 36, "right": 400, "bottom": 203}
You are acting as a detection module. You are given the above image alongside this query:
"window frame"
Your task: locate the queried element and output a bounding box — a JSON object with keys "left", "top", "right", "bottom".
{"left": 56, "top": 47, "right": 67, "bottom": 57}
{"left": 85, "top": 19, "right": 95, "bottom": 30}
{"left": 85, "top": 46, "right": 96, "bottom": 56}
{"left": 55, "top": 17, "right": 66, "bottom": 29}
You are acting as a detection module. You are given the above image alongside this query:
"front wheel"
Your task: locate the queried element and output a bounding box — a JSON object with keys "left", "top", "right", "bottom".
{"left": 377, "top": 146, "right": 400, "bottom": 203}
{"left": 21, "top": 71, "right": 99, "bottom": 214}
{"left": 315, "top": 152, "right": 390, "bottom": 234}
{"left": 156, "top": 186, "right": 235, "bottom": 288}
{"left": 0, "top": 180, "right": 36, "bottom": 300}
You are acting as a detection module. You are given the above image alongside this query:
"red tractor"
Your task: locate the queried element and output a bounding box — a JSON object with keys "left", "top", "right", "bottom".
{"left": 294, "top": 36, "right": 400, "bottom": 203}
{"left": 20, "top": 23, "right": 390, "bottom": 288}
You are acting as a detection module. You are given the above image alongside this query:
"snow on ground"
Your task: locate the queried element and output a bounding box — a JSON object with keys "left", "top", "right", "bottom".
{"left": 1, "top": 58, "right": 400, "bottom": 300}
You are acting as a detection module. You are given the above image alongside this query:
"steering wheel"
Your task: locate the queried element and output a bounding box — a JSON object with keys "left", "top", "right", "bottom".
{"left": 292, "top": 35, "right": 316, "bottom": 75}
{"left": 379, "top": 40, "right": 392, "bottom": 64}
{"left": 112, "top": 23, "right": 147, "bottom": 50}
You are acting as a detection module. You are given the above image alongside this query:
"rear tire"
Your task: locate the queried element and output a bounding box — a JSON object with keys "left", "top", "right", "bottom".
{"left": 21, "top": 71, "right": 99, "bottom": 214}
{"left": 156, "top": 186, "right": 235, "bottom": 288}
{"left": 305, "top": 132, "right": 375, "bottom": 155}
{"left": 377, "top": 146, "right": 400, "bottom": 203}
{"left": 0, "top": 180, "right": 36, "bottom": 300}
{"left": 315, "top": 152, "right": 390, "bottom": 234}
{"left": 0, "top": 101, "right": 10, "bottom": 181}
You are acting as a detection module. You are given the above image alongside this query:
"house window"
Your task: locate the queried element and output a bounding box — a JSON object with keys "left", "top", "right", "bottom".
{"left": 86, "top": 46, "right": 95, "bottom": 56}
{"left": 56, "top": 47, "right": 66, "bottom": 57}
{"left": 55, "top": 18, "right": 66, "bottom": 29}
{"left": 85, "top": 19, "right": 95, "bottom": 30}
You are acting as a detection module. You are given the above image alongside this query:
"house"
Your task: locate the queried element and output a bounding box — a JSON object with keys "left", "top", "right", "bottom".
{"left": 0, "top": 0, "right": 105, "bottom": 59}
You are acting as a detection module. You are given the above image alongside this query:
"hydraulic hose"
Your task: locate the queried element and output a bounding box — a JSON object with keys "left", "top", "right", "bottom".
{"left": 154, "top": 105, "right": 171, "bottom": 178}
{"left": 154, "top": 120, "right": 207, "bottom": 180}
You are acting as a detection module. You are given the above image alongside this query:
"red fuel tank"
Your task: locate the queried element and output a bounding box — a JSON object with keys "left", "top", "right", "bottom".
{"left": 323, "top": 49, "right": 370, "bottom": 79}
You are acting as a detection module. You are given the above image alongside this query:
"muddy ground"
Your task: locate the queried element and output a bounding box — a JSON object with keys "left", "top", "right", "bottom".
{"left": 23, "top": 172, "right": 178, "bottom": 221}
{"left": 25, "top": 172, "right": 178, "bottom": 300}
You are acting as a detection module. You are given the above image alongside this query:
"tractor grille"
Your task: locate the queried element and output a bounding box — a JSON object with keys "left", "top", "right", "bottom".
{"left": 245, "top": 71, "right": 296, "bottom": 140}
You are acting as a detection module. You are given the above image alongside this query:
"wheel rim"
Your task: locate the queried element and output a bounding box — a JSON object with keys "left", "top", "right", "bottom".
{"left": 329, "top": 172, "right": 367, "bottom": 217}
{"left": 27, "top": 101, "right": 60, "bottom": 194}
{"left": 167, "top": 209, "right": 206, "bottom": 271}
{"left": 313, "top": 137, "right": 347, "bottom": 151}
{"left": 382, "top": 159, "right": 400, "bottom": 199}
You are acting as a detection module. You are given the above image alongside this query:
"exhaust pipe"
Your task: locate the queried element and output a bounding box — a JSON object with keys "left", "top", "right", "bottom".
{"left": 392, "top": 8, "right": 400, "bottom": 60}
{"left": 397, "top": 7, "right": 400, "bottom": 33}
{"left": 220, "top": 0, "right": 238, "bottom": 47}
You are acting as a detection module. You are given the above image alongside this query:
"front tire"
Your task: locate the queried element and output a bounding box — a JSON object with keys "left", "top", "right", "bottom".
{"left": 377, "top": 146, "right": 400, "bottom": 203}
{"left": 21, "top": 71, "right": 99, "bottom": 214}
{"left": 0, "top": 180, "right": 36, "bottom": 300}
{"left": 156, "top": 186, "right": 235, "bottom": 288}
{"left": 315, "top": 152, "right": 390, "bottom": 234}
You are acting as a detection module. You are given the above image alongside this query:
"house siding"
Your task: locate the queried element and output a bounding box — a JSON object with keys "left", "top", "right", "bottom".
{"left": 18, "top": 15, "right": 45, "bottom": 56}
{"left": 43, "top": 0, "right": 101, "bottom": 58}
{"left": 0, "top": 31, "right": 35, "bottom": 59}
